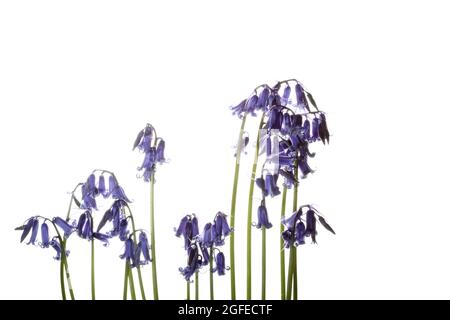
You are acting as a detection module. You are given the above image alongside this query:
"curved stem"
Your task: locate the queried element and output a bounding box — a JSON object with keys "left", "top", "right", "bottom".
{"left": 150, "top": 172, "right": 159, "bottom": 300}
{"left": 186, "top": 281, "right": 190, "bottom": 300}
{"left": 123, "top": 261, "right": 129, "bottom": 300}
{"left": 261, "top": 226, "right": 266, "bottom": 300}
{"left": 280, "top": 186, "right": 287, "bottom": 300}
{"left": 229, "top": 114, "right": 247, "bottom": 300}
{"left": 195, "top": 271, "right": 199, "bottom": 300}
{"left": 209, "top": 247, "right": 214, "bottom": 300}
{"left": 246, "top": 113, "right": 264, "bottom": 299}
{"left": 128, "top": 264, "right": 136, "bottom": 300}
{"left": 91, "top": 237, "right": 95, "bottom": 300}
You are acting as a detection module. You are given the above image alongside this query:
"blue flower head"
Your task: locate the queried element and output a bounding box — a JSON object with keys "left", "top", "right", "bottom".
{"left": 53, "top": 217, "right": 75, "bottom": 239}
{"left": 134, "top": 124, "right": 166, "bottom": 182}
{"left": 175, "top": 214, "right": 199, "bottom": 249}
{"left": 179, "top": 244, "right": 202, "bottom": 281}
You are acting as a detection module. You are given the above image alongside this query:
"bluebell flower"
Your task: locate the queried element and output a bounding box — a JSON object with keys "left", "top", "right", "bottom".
{"left": 77, "top": 212, "right": 87, "bottom": 237}
{"left": 303, "top": 119, "right": 311, "bottom": 142}
{"left": 255, "top": 176, "right": 268, "bottom": 197}
{"left": 295, "top": 222, "right": 306, "bottom": 245}
{"left": 93, "top": 232, "right": 110, "bottom": 246}
{"left": 246, "top": 94, "right": 259, "bottom": 115}
{"left": 40, "top": 222, "right": 50, "bottom": 248}
{"left": 98, "top": 175, "right": 108, "bottom": 198}
{"left": 53, "top": 217, "right": 75, "bottom": 238}
{"left": 86, "top": 174, "right": 97, "bottom": 195}
{"left": 298, "top": 157, "right": 314, "bottom": 178}
{"left": 305, "top": 209, "right": 317, "bottom": 243}
{"left": 311, "top": 117, "right": 320, "bottom": 142}
{"left": 28, "top": 218, "right": 39, "bottom": 245}
{"left": 214, "top": 212, "right": 231, "bottom": 239}
{"left": 279, "top": 168, "right": 297, "bottom": 189}
{"left": 118, "top": 218, "right": 129, "bottom": 241}
{"left": 230, "top": 99, "right": 247, "bottom": 118}
{"left": 50, "top": 237, "right": 63, "bottom": 260}
{"left": 156, "top": 139, "right": 166, "bottom": 163}
{"left": 76, "top": 211, "right": 94, "bottom": 240}
{"left": 175, "top": 214, "right": 199, "bottom": 249}
{"left": 201, "top": 223, "right": 214, "bottom": 248}
{"left": 295, "top": 83, "right": 309, "bottom": 112}
{"left": 120, "top": 237, "right": 136, "bottom": 266}
{"left": 215, "top": 252, "right": 226, "bottom": 276}
{"left": 81, "top": 183, "right": 97, "bottom": 210}
{"left": 96, "top": 208, "right": 112, "bottom": 233}
{"left": 281, "top": 113, "right": 292, "bottom": 135}
{"left": 282, "top": 229, "right": 294, "bottom": 248}
{"left": 256, "top": 87, "right": 270, "bottom": 111}
{"left": 265, "top": 174, "right": 281, "bottom": 197}
{"left": 282, "top": 210, "right": 301, "bottom": 230}
{"left": 179, "top": 244, "right": 202, "bottom": 281}
{"left": 19, "top": 218, "right": 36, "bottom": 243}
{"left": 138, "top": 232, "right": 151, "bottom": 264}
{"left": 267, "top": 107, "right": 282, "bottom": 130}
{"left": 319, "top": 113, "right": 330, "bottom": 144}
{"left": 256, "top": 202, "right": 272, "bottom": 229}
{"left": 281, "top": 85, "right": 291, "bottom": 105}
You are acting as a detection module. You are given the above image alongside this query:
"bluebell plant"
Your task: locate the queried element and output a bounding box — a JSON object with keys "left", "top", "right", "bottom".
{"left": 229, "top": 79, "right": 332, "bottom": 300}
{"left": 176, "top": 212, "right": 231, "bottom": 300}
{"left": 133, "top": 123, "right": 166, "bottom": 300}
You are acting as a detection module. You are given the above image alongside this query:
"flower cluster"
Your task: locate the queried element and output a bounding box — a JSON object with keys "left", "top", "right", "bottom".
{"left": 15, "top": 216, "right": 70, "bottom": 260}
{"left": 133, "top": 123, "right": 166, "bottom": 182}
{"left": 282, "top": 206, "right": 335, "bottom": 247}
{"left": 176, "top": 212, "right": 231, "bottom": 281}
{"left": 120, "top": 232, "right": 152, "bottom": 268}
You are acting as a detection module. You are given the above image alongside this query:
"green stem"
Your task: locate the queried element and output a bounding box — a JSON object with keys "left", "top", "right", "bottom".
{"left": 293, "top": 248, "right": 298, "bottom": 300}
{"left": 280, "top": 187, "right": 287, "bottom": 300}
{"left": 261, "top": 226, "right": 266, "bottom": 300}
{"left": 195, "top": 271, "right": 199, "bottom": 300}
{"left": 62, "top": 243, "right": 75, "bottom": 300}
{"left": 292, "top": 162, "right": 299, "bottom": 300}
{"left": 59, "top": 251, "right": 66, "bottom": 300}
{"left": 246, "top": 113, "right": 264, "bottom": 300}
{"left": 123, "top": 261, "right": 129, "bottom": 300}
{"left": 209, "top": 247, "right": 214, "bottom": 300}
{"left": 91, "top": 237, "right": 95, "bottom": 300}
{"left": 229, "top": 114, "right": 247, "bottom": 300}
{"left": 286, "top": 246, "right": 295, "bottom": 300}
{"left": 150, "top": 172, "right": 159, "bottom": 300}
{"left": 128, "top": 264, "right": 136, "bottom": 300}
{"left": 186, "top": 281, "right": 190, "bottom": 300}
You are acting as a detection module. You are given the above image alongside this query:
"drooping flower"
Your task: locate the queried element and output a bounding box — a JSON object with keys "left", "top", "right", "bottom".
{"left": 19, "top": 218, "right": 35, "bottom": 243}
{"left": 28, "top": 218, "right": 39, "bottom": 245}
{"left": 93, "top": 232, "right": 110, "bottom": 246}
{"left": 138, "top": 232, "right": 151, "bottom": 264}
{"left": 256, "top": 202, "right": 272, "bottom": 229}
{"left": 40, "top": 222, "right": 50, "bottom": 248}
{"left": 120, "top": 237, "right": 136, "bottom": 266}
{"left": 214, "top": 252, "right": 226, "bottom": 276}
{"left": 53, "top": 217, "right": 75, "bottom": 238}
{"left": 134, "top": 124, "right": 166, "bottom": 182}
{"left": 179, "top": 244, "right": 202, "bottom": 281}
{"left": 175, "top": 214, "right": 199, "bottom": 249}
{"left": 305, "top": 209, "right": 317, "bottom": 243}
{"left": 98, "top": 175, "right": 108, "bottom": 198}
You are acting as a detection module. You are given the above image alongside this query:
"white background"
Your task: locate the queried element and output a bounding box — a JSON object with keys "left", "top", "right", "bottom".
{"left": 1, "top": 0, "right": 449, "bottom": 300}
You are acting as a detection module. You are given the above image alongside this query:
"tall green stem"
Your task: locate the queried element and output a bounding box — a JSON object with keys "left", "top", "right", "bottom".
{"left": 229, "top": 115, "right": 247, "bottom": 300}
{"left": 261, "top": 226, "right": 266, "bottom": 300}
{"left": 286, "top": 246, "right": 295, "bottom": 300}
{"left": 62, "top": 244, "right": 75, "bottom": 300}
{"left": 293, "top": 248, "right": 298, "bottom": 300}
{"left": 150, "top": 172, "right": 159, "bottom": 300}
{"left": 280, "top": 186, "right": 287, "bottom": 300}
{"left": 91, "top": 237, "right": 95, "bottom": 300}
{"left": 209, "top": 247, "right": 214, "bottom": 300}
{"left": 59, "top": 250, "right": 66, "bottom": 300}
{"left": 195, "top": 271, "right": 199, "bottom": 300}
{"left": 246, "top": 114, "right": 264, "bottom": 299}
{"left": 123, "top": 261, "right": 129, "bottom": 300}
{"left": 286, "top": 159, "right": 299, "bottom": 300}
{"left": 186, "top": 281, "right": 190, "bottom": 300}
{"left": 128, "top": 264, "right": 136, "bottom": 300}
{"left": 292, "top": 163, "right": 299, "bottom": 300}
